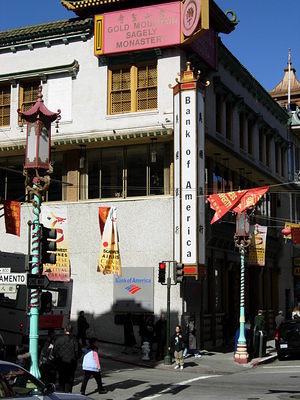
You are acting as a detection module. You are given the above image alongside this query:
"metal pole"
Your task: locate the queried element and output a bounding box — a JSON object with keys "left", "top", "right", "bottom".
{"left": 164, "top": 262, "right": 172, "bottom": 365}
{"left": 234, "top": 240, "right": 249, "bottom": 364}
{"left": 28, "top": 179, "right": 41, "bottom": 379}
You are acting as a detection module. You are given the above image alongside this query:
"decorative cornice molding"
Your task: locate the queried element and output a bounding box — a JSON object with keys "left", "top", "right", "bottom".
{"left": 0, "top": 60, "right": 79, "bottom": 83}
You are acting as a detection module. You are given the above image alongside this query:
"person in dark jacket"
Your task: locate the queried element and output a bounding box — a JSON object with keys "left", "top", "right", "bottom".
{"left": 53, "top": 325, "right": 81, "bottom": 393}
{"left": 169, "top": 325, "right": 185, "bottom": 370}
{"left": 77, "top": 311, "right": 89, "bottom": 347}
{"left": 80, "top": 338, "right": 107, "bottom": 395}
{"left": 39, "top": 329, "right": 56, "bottom": 385}
{"left": 123, "top": 313, "right": 136, "bottom": 354}
{"left": 155, "top": 313, "right": 166, "bottom": 360}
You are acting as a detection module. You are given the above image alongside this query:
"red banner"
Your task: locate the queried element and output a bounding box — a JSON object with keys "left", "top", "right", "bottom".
{"left": 207, "top": 190, "right": 246, "bottom": 224}
{"left": 99, "top": 207, "right": 111, "bottom": 238}
{"left": 3, "top": 200, "right": 21, "bottom": 236}
{"left": 232, "top": 187, "right": 269, "bottom": 214}
{"left": 207, "top": 186, "right": 269, "bottom": 224}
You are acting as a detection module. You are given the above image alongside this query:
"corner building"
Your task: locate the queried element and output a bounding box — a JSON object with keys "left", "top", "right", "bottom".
{"left": 0, "top": 0, "right": 296, "bottom": 347}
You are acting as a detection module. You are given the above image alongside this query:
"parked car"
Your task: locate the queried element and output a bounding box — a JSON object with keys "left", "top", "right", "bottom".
{"left": 275, "top": 320, "right": 300, "bottom": 360}
{"left": 0, "top": 360, "right": 92, "bottom": 399}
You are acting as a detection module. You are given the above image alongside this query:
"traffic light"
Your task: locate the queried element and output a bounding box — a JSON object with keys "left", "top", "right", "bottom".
{"left": 40, "top": 291, "right": 52, "bottom": 314}
{"left": 175, "top": 262, "right": 184, "bottom": 283}
{"left": 158, "top": 262, "right": 166, "bottom": 284}
{"left": 40, "top": 224, "right": 57, "bottom": 264}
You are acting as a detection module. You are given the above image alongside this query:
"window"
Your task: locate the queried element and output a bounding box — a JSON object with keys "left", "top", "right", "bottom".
{"left": 46, "top": 152, "right": 63, "bottom": 202}
{"left": 87, "top": 143, "right": 170, "bottom": 199}
{"left": 225, "top": 101, "right": 232, "bottom": 140}
{"left": 281, "top": 148, "right": 285, "bottom": 177}
{"left": 109, "top": 63, "right": 157, "bottom": 114}
{"left": 19, "top": 80, "right": 40, "bottom": 122}
{"left": 101, "top": 147, "right": 124, "bottom": 198}
{"left": 266, "top": 135, "right": 271, "bottom": 167}
{"left": 259, "top": 128, "right": 264, "bottom": 162}
{"left": 247, "top": 119, "right": 253, "bottom": 155}
{"left": 0, "top": 84, "right": 10, "bottom": 127}
{"left": 215, "top": 93, "right": 222, "bottom": 134}
{"left": 0, "top": 157, "right": 25, "bottom": 202}
{"left": 239, "top": 112, "right": 245, "bottom": 149}
{"left": 275, "top": 143, "right": 280, "bottom": 173}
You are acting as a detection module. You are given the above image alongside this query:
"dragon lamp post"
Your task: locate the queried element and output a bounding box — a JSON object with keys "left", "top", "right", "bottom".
{"left": 18, "top": 86, "right": 60, "bottom": 378}
{"left": 234, "top": 212, "right": 251, "bottom": 364}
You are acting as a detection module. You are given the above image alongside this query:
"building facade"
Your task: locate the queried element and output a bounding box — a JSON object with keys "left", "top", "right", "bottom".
{"left": 0, "top": 0, "right": 296, "bottom": 346}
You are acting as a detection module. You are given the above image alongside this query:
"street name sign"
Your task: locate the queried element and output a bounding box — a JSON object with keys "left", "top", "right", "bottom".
{"left": 27, "top": 274, "right": 50, "bottom": 289}
{"left": 0, "top": 273, "right": 27, "bottom": 285}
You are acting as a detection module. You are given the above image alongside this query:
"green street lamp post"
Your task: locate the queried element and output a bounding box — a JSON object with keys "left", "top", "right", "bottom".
{"left": 18, "top": 86, "right": 60, "bottom": 378}
{"left": 234, "top": 212, "right": 251, "bottom": 364}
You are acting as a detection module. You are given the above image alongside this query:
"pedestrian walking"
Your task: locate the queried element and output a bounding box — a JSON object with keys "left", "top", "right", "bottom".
{"left": 39, "top": 329, "right": 56, "bottom": 385}
{"left": 275, "top": 310, "right": 284, "bottom": 329}
{"left": 15, "top": 345, "right": 30, "bottom": 370}
{"left": 53, "top": 325, "right": 81, "bottom": 393}
{"left": 292, "top": 305, "right": 300, "bottom": 320}
{"left": 169, "top": 325, "right": 185, "bottom": 370}
{"left": 253, "top": 310, "right": 266, "bottom": 357}
{"left": 80, "top": 338, "right": 107, "bottom": 395}
{"left": 154, "top": 313, "right": 166, "bottom": 361}
{"left": 184, "top": 318, "right": 201, "bottom": 358}
{"left": 77, "top": 311, "right": 90, "bottom": 347}
{"left": 123, "top": 313, "right": 136, "bottom": 354}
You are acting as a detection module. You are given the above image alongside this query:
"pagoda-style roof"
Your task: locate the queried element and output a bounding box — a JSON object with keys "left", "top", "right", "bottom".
{"left": 61, "top": 0, "right": 235, "bottom": 34}
{"left": 18, "top": 86, "right": 60, "bottom": 124}
{"left": 269, "top": 64, "right": 300, "bottom": 98}
{"left": 0, "top": 17, "right": 93, "bottom": 48}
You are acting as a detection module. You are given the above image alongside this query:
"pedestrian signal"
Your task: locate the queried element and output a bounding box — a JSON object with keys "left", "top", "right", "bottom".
{"left": 158, "top": 262, "right": 166, "bottom": 284}
{"left": 175, "top": 263, "right": 184, "bottom": 283}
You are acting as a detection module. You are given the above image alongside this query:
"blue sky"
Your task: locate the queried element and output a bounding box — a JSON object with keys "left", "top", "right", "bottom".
{"left": 0, "top": 1, "right": 298, "bottom": 92}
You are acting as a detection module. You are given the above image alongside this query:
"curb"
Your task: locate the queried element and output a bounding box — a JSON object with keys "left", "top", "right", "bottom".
{"left": 250, "top": 353, "right": 277, "bottom": 367}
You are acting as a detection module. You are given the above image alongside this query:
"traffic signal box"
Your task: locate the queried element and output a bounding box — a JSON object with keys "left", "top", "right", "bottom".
{"left": 40, "top": 224, "right": 57, "bottom": 264}
{"left": 175, "top": 262, "right": 184, "bottom": 283}
{"left": 158, "top": 262, "right": 166, "bottom": 284}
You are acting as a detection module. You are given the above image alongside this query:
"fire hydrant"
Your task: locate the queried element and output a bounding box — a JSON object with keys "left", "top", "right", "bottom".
{"left": 141, "top": 341, "right": 150, "bottom": 360}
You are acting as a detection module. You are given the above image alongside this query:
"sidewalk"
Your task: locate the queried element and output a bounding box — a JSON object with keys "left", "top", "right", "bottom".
{"left": 98, "top": 340, "right": 277, "bottom": 375}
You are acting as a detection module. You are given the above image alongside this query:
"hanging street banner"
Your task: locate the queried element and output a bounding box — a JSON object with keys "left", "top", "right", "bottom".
{"left": 94, "top": 0, "right": 209, "bottom": 56}
{"left": 3, "top": 200, "right": 21, "bottom": 236}
{"left": 248, "top": 225, "right": 268, "bottom": 267}
{"left": 291, "top": 227, "right": 300, "bottom": 245}
{"left": 97, "top": 207, "right": 122, "bottom": 276}
{"left": 41, "top": 205, "right": 70, "bottom": 282}
{"left": 207, "top": 186, "right": 269, "bottom": 224}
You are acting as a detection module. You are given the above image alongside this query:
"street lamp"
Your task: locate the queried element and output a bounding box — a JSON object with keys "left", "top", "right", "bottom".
{"left": 18, "top": 85, "right": 60, "bottom": 378}
{"left": 234, "top": 212, "right": 251, "bottom": 364}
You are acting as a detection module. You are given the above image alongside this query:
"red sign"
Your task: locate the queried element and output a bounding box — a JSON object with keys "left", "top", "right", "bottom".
{"left": 3, "top": 200, "right": 21, "bottom": 236}
{"left": 292, "top": 227, "right": 300, "bottom": 245}
{"left": 99, "top": 2, "right": 181, "bottom": 55}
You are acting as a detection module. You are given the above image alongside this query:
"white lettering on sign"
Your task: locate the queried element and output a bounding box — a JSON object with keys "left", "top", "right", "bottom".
{"left": 0, "top": 274, "right": 27, "bottom": 285}
{"left": 181, "top": 90, "right": 197, "bottom": 264}
{"left": 0, "top": 268, "right": 11, "bottom": 274}
{"left": 174, "top": 90, "right": 181, "bottom": 263}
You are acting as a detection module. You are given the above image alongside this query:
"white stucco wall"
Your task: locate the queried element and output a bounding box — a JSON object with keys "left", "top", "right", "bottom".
{"left": 0, "top": 196, "right": 182, "bottom": 343}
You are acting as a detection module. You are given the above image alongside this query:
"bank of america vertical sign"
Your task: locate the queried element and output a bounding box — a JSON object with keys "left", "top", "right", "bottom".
{"left": 173, "top": 63, "right": 205, "bottom": 276}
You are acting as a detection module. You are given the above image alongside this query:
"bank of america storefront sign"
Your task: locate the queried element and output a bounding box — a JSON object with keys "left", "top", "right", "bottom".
{"left": 113, "top": 267, "right": 153, "bottom": 312}
{"left": 173, "top": 64, "right": 205, "bottom": 277}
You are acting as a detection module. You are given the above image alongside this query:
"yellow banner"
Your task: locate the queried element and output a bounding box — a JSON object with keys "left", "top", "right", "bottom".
{"left": 283, "top": 222, "right": 300, "bottom": 240}
{"left": 41, "top": 205, "right": 70, "bottom": 282}
{"left": 97, "top": 207, "right": 122, "bottom": 276}
{"left": 248, "top": 225, "right": 267, "bottom": 267}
